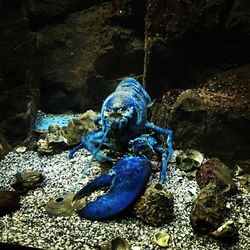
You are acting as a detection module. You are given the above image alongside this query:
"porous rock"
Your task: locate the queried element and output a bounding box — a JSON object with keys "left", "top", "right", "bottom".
{"left": 36, "top": 110, "right": 97, "bottom": 154}
{"left": 37, "top": 124, "right": 68, "bottom": 155}
{"left": 196, "top": 158, "right": 237, "bottom": 194}
{"left": 152, "top": 65, "right": 250, "bottom": 162}
{"left": 61, "top": 110, "right": 97, "bottom": 146}
{"left": 176, "top": 149, "right": 204, "bottom": 172}
{"left": 45, "top": 192, "right": 85, "bottom": 217}
{"left": 11, "top": 170, "right": 44, "bottom": 193}
{"left": 190, "top": 182, "right": 225, "bottom": 234}
{"left": 133, "top": 184, "right": 173, "bottom": 226}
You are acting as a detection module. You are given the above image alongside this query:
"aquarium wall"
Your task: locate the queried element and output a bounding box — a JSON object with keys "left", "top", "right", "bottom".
{"left": 0, "top": 0, "right": 249, "bottom": 161}
{"left": 0, "top": 0, "right": 38, "bottom": 151}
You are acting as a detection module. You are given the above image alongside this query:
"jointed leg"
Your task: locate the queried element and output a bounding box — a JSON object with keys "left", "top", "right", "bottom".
{"left": 155, "top": 146, "right": 168, "bottom": 184}
{"left": 145, "top": 122, "right": 173, "bottom": 159}
{"left": 68, "top": 142, "right": 84, "bottom": 159}
{"left": 145, "top": 122, "right": 173, "bottom": 183}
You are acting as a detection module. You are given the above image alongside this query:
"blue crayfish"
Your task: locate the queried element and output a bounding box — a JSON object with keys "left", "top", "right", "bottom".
{"left": 69, "top": 77, "right": 173, "bottom": 220}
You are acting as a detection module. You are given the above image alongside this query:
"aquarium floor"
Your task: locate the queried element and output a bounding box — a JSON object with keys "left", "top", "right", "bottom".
{"left": 0, "top": 150, "right": 249, "bottom": 250}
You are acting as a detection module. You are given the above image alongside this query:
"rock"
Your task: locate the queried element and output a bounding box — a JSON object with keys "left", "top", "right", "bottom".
{"left": 144, "top": 0, "right": 250, "bottom": 99}
{"left": 196, "top": 158, "right": 237, "bottom": 194}
{"left": 190, "top": 182, "right": 226, "bottom": 234}
{"left": 45, "top": 192, "right": 85, "bottom": 216}
{"left": 152, "top": 65, "right": 250, "bottom": 161}
{"left": 133, "top": 184, "right": 173, "bottom": 226}
{"left": 37, "top": 124, "right": 69, "bottom": 155}
{"left": 15, "top": 146, "right": 27, "bottom": 153}
{"left": 176, "top": 149, "right": 204, "bottom": 172}
{"left": 36, "top": 1, "right": 144, "bottom": 113}
{"left": 0, "top": 2, "right": 38, "bottom": 146}
{"left": 11, "top": 171, "right": 44, "bottom": 193}
{"left": 36, "top": 110, "right": 97, "bottom": 154}
{"left": 152, "top": 231, "right": 170, "bottom": 248}
{"left": 26, "top": 0, "right": 103, "bottom": 29}
{"left": 100, "top": 237, "right": 130, "bottom": 250}
{"left": 211, "top": 220, "right": 239, "bottom": 243}
{"left": 0, "top": 190, "right": 20, "bottom": 217}
{"left": 0, "top": 130, "right": 11, "bottom": 157}
{"left": 61, "top": 110, "right": 97, "bottom": 145}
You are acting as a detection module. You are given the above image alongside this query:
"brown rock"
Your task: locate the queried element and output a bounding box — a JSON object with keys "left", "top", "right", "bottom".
{"left": 151, "top": 65, "right": 250, "bottom": 161}
{"left": 61, "top": 110, "right": 97, "bottom": 145}
{"left": 190, "top": 182, "right": 225, "bottom": 234}
{"left": 0, "top": 190, "right": 21, "bottom": 217}
{"left": 0, "top": 2, "right": 38, "bottom": 146}
{"left": 144, "top": 0, "right": 250, "bottom": 99}
{"left": 36, "top": 1, "right": 144, "bottom": 113}
{"left": 133, "top": 184, "right": 173, "bottom": 226}
{"left": 11, "top": 171, "right": 44, "bottom": 193}
{"left": 196, "top": 158, "right": 237, "bottom": 193}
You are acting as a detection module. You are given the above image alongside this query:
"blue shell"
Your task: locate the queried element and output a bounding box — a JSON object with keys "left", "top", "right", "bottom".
{"left": 101, "top": 78, "right": 152, "bottom": 134}
{"left": 73, "top": 156, "right": 151, "bottom": 220}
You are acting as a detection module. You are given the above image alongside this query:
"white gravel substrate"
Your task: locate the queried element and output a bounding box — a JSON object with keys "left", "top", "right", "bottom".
{"left": 0, "top": 149, "right": 249, "bottom": 250}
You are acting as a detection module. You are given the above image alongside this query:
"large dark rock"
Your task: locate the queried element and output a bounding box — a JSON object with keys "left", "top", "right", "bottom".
{"left": 133, "top": 184, "right": 174, "bottom": 226}
{"left": 0, "top": 130, "right": 10, "bottom": 157}
{"left": 36, "top": 1, "right": 145, "bottom": 113}
{"left": 26, "top": 0, "right": 106, "bottom": 30}
{"left": 144, "top": 0, "right": 250, "bottom": 99}
{"left": 0, "top": 190, "right": 21, "bottom": 216}
{"left": 190, "top": 182, "right": 226, "bottom": 234}
{"left": 0, "top": 1, "right": 38, "bottom": 146}
{"left": 152, "top": 65, "right": 250, "bottom": 161}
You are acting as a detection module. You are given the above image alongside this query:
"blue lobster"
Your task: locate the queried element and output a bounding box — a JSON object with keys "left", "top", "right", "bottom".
{"left": 69, "top": 78, "right": 173, "bottom": 220}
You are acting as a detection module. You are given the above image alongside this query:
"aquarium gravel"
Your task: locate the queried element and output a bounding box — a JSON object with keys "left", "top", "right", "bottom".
{"left": 0, "top": 150, "right": 249, "bottom": 250}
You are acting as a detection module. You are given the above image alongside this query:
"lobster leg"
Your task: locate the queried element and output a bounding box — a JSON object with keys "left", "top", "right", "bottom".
{"left": 68, "top": 142, "right": 84, "bottom": 159}
{"left": 155, "top": 146, "right": 168, "bottom": 184}
{"left": 93, "top": 115, "right": 101, "bottom": 126}
{"left": 68, "top": 129, "right": 114, "bottom": 162}
{"left": 145, "top": 122, "right": 173, "bottom": 183}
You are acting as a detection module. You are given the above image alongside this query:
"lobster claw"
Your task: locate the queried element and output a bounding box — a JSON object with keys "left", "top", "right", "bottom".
{"left": 73, "top": 156, "right": 151, "bottom": 220}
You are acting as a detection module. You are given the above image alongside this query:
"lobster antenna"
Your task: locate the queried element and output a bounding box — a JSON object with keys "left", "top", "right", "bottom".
{"left": 94, "top": 122, "right": 111, "bottom": 157}
{"left": 83, "top": 122, "right": 111, "bottom": 176}
{"left": 69, "top": 123, "right": 111, "bottom": 193}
